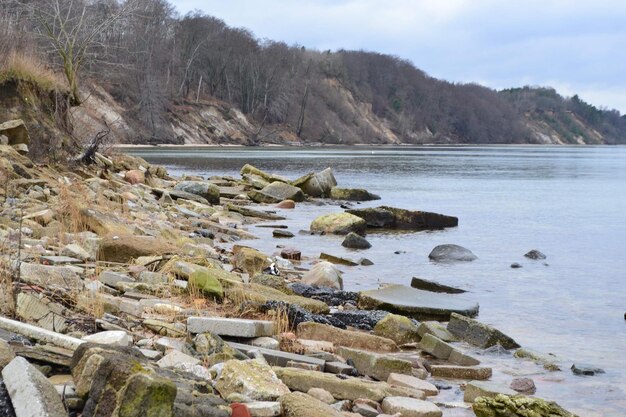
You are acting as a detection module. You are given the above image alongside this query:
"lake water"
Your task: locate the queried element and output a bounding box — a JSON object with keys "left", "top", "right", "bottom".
{"left": 125, "top": 145, "right": 626, "bottom": 416}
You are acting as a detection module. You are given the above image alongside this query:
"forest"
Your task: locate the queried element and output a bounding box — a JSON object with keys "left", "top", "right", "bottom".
{"left": 1, "top": 0, "right": 625, "bottom": 146}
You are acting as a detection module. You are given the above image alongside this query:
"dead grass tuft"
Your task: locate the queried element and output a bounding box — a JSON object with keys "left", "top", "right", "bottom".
{"left": 0, "top": 52, "right": 66, "bottom": 93}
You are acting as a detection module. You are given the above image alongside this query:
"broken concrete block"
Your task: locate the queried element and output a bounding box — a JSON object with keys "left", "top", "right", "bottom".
{"left": 82, "top": 330, "right": 132, "bottom": 347}
{"left": 187, "top": 317, "right": 274, "bottom": 337}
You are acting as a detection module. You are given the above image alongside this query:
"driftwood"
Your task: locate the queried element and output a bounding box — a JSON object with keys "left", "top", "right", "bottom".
{"left": 79, "top": 124, "right": 110, "bottom": 164}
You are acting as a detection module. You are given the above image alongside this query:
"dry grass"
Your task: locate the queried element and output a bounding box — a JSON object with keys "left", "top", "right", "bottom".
{"left": 0, "top": 52, "right": 66, "bottom": 93}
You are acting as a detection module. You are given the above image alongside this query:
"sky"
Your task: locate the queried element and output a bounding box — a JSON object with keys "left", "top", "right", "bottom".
{"left": 172, "top": 0, "right": 626, "bottom": 113}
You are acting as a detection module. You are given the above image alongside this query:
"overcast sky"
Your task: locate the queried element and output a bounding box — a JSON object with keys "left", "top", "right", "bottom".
{"left": 172, "top": 0, "right": 626, "bottom": 113}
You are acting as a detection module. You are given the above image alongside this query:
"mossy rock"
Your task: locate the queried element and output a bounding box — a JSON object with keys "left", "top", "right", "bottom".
{"left": 310, "top": 212, "right": 366, "bottom": 235}
{"left": 374, "top": 313, "right": 420, "bottom": 345}
{"left": 224, "top": 282, "right": 329, "bottom": 314}
{"left": 189, "top": 270, "right": 224, "bottom": 299}
{"left": 251, "top": 274, "right": 293, "bottom": 294}
{"left": 330, "top": 187, "right": 380, "bottom": 201}
{"left": 473, "top": 394, "right": 577, "bottom": 417}
{"left": 280, "top": 392, "right": 343, "bottom": 417}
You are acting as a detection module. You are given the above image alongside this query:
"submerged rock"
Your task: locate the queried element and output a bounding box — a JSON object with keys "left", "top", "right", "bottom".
{"left": 341, "top": 232, "right": 372, "bottom": 249}
{"left": 472, "top": 394, "right": 576, "bottom": 417}
{"left": 571, "top": 363, "right": 605, "bottom": 376}
{"left": 524, "top": 249, "right": 547, "bottom": 260}
{"left": 447, "top": 313, "right": 520, "bottom": 349}
{"left": 330, "top": 187, "right": 380, "bottom": 201}
{"left": 428, "top": 244, "right": 477, "bottom": 262}
{"left": 310, "top": 212, "right": 367, "bottom": 235}
{"left": 410, "top": 277, "right": 466, "bottom": 294}
{"left": 510, "top": 378, "right": 536, "bottom": 395}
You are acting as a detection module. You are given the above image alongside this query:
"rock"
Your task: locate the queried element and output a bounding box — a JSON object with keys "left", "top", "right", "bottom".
{"left": 40, "top": 255, "right": 82, "bottom": 265}
{"left": 524, "top": 250, "right": 546, "bottom": 260}
{"left": 138, "top": 271, "right": 169, "bottom": 285}
{"left": 571, "top": 363, "right": 605, "bottom": 376}
{"left": 2, "top": 357, "right": 66, "bottom": 417}
{"left": 241, "top": 164, "right": 291, "bottom": 184}
{"left": 0, "top": 340, "right": 15, "bottom": 371}
{"left": 429, "top": 365, "right": 492, "bottom": 380}
{"left": 79, "top": 208, "right": 133, "bottom": 236}
{"left": 187, "top": 317, "right": 274, "bottom": 337}
{"left": 60, "top": 243, "right": 92, "bottom": 261}
{"left": 302, "top": 262, "right": 343, "bottom": 290}
{"left": 510, "top": 263, "right": 522, "bottom": 269}
{"left": 273, "top": 229, "right": 294, "bottom": 238}
{"left": 464, "top": 381, "right": 517, "bottom": 402}
{"left": 250, "top": 182, "right": 305, "bottom": 204}
{"left": 174, "top": 181, "right": 220, "bottom": 204}
{"left": 324, "top": 361, "right": 356, "bottom": 375}
{"left": 214, "top": 359, "right": 289, "bottom": 401}
{"left": 417, "top": 322, "right": 457, "bottom": 342}
{"left": 448, "top": 350, "right": 480, "bottom": 366}
{"left": 418, "top": 334, "right": 455, "bottom": 360}
{"left": 310, "top": 212, "right": 367, "bottom": 235}
{"left": 156, "top": 350, "right": 201, "bottom": 368}
{"left": 513, "top": 349, "right": 560, "bottom": 371}
{"left": 352, "top": 399, "right": 379, "bottom": 417}
{"left": 280, "top": 391, "right": 343, "bottom": 417}
{"left": 510, "top": 378, "right": 536, "bottom": 394}
{"left": 98, "top": 270, "right": 134, "bottom": 287}
{"left": 374, "top": 314, "right": 420, "bottom": 345}
{"left": 19, "top": 263, "right": 83, "bottom": 290}
{"left": 297, "top": 322, "right": 397, "bottom": 352}
{"left": 227, "top": 342, "right": 325, "bottom": 369}
{"left": 337, "top": 347, "right": 414, "bottom": 382}
{"left": 245, "top": 401, "right": 281, "bottom": 417}
{"left": 341, "top": 233, "right": 371, "bottom": 249}
{"left": 189, "top": 270, "right": 224, "bottom": 299}
{"left": 274, "top": 368, "right": 423, "bottom": 402}
{"left": 227, "top": 283, "right": 330, "bottom": 314}
{"left": 0, "top": 119, "right": 30, "bottom": 146}
{"left": 232, "top": 245, "right": 271, "bottom": 277}
{"left": 347, "top": 206, "right": 457, "bottom": 230}
{"left": 428, "top": 244, "right": 477, "bottom": 262}
{"left": 330, "top": 310, "right": 388, "bottom": 330}
{"left": 276, "top": 200, "right": 296, "bottom": 209}
{"left": 280, "top": 248, "right": 301, "bottom": 260}
{"left": 307, "top": 387, "right": 335, "bottom": 404}
{"left": 251, "top": 274, "right": 291, "bottom": 294}
{"left": 16, "top": 292, "right": 70, "bottom": 333}
{"left": 387, "top": 373, "right": 438, "bottom": 396}
{"left": 473, "top": 394, "right": 576, "bottom": 417}
{"left": 98, "top": 234, "right": 178, "bottom": 263}
{"left": 329, "top": 187, "right": 380, "bottom": 201}
{"left": 410, "top": 277, "right": 466, "bottom": 294}
{"left": 294, "top": 168, "right": 338, "bottom": 197}
{"left": 381, "top": 397, "right": 442, "bottom": 417}
{"left": 71, "top": 344, "right": 177, "bottom": 417}
{"left": 125, "top": 169, "right": 145, "bottom": 185}
{"left": 250, "top": 337, "right": 280, "bottom": 350}
{"left": 447, "top": 313, "right": 520, "bottom": 349}
{"left": 358, "top": 285, "right": 479, "bottom": 321}
{"left": 11, "top": 143, "right": 29, "bottom": 154}
{"left": 82, "top": 331, "right": 132, "bottom": 347}
{"left": 319, "top": 253, "right": 359, "bottom": 266}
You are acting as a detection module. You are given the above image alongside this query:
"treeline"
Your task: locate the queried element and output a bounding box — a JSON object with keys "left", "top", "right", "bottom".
{"left": 1, "top": 0, "right": 625, "bottom": 144}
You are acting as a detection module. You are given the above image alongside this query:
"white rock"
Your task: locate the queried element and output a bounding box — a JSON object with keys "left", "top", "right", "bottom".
{"left": 301, "top": 261, "right": 343, "bottom": 290}
{"left": 249, "top": 336, "right": 280, "bottom": 350}
{"left": 2, "top": 356, "right": 67, "bottom": 417}
{"left": 60, "top": 243, "right": 92, "bottom": 261}
{"left": 246, "top": 401, "right": 282, "bottom": 417}
{"left": 187, "top": 317, "right": 274, "bottom": 337}
{"left": 156, "top": 350, "right": 200, "bottom": 368}
{"left": 381, "top": 397, "right": 442, "bottom": 417}
{"left": 82, "top": 330, "right": 132, "bottom": 347}
{"left": 387, "top": 373, "right": 439, "bottom": 396}
{"left": 154, "top": 337, "right": 185, "bottom": 352}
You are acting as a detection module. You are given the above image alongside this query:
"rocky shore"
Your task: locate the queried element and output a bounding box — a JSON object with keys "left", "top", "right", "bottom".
{"left": 0, "top": 135, "right": 581, "bottom": 416}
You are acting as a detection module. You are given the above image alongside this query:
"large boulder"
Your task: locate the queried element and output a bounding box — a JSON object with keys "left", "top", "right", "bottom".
{"left": 472, "top": 394, "right": 576, "bottom": 417}
{"left": 301, "top": 262, "right": 343, "bottom": 290}
{"left": 214, "top": 359, "right": 290, "bottom": 401}
{"left": 428, "top": 244, "right": 477, "bottom": 262}
{"left": 347, "top": 206, "right": 457, "bottom": 230}
{"left": 98, "top": 234, "right": 178, "bottom": 263}
{"left": 358, "top": 284, "right": 479, "bottom": 321}
{"left": 280, "top": 392, "right": 343, "bottom": 417}
{"left": 189, "top": 270, "right": 224, "bottom": 299}
{"left": 330, "top": 187, "right": 380, "bottom": 201}
{"left": 174, "top": 181, "right": 220, "bottom": 204}
{"left": 249, "top": 182, "right": 305, "bottom": 203}
{"left": 373, "top": 313, "right": 420, "bottom": 345}
{"left": 294, "top": 168, "right": 337, "bottom": 197}
{"left": 310, "top": 212, "right": 366, "bottom": 235}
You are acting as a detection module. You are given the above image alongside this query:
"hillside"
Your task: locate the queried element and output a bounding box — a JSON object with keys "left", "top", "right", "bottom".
{"left": 1, "top": 0, "right": 625, "bottom": 149}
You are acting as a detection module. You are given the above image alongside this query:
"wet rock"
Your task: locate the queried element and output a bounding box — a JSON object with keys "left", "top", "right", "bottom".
{"left": 571, "top": 363, "right": 605, "bottom": 376}
{"left": 274, "top": 368, "right": 424, "bottom": 402}
{"left": 410, "top": 277, "right": 466, "bottom": 294}
{"left": 341, "top": 232, "right": 371, "bottom": 249}
{"left": 214, "top": 359, "right": 289, "bottom": 401}
{"left": 510, "top": 378, "right": 536, "bottom": 394}
{"left": 347, "top": 206, "right": 457, "bottom": 230}
{"left": 302, "top": 261, "right": 343, "bottom": 290}
{"left": 189, "top": 269, "right": 224, "bottom": 299}
{"left": 289, "top": 283, "right": 359, "bottom": 307}
{"left": 464, "top": 381, "right": 517, "bottom": 402}
{"left": 2, "top": 356, "right": 66, "bottom": 417}
{"left": 524, "top": 249, "right": 546, "bottom": 260}
{"left": 428, "top": 244, "right": 477, "bottom": 262}
{"left": 310, "top": 212, "right": 367, "bottom": 235}
{"left": 472, "top": 394, "right": 576, "bottom": 417}
{"left": 510, "top": 263, "right": 522, "bottom": 269}
{"left": 297, "top": 322, "right": 397, "bottom": 352}
{"left": 447, "top": 313, "right": 520, "bottom": 349}
{"left": 417, "top": 322, "right": 457, "bottom": 343}
{"left": 188, "top": 317, "right": 274, "bottom": 337}
{"left": 280, "top": 248, "right": 301, "bottom": 260}
{"left": 276, "top": 199, "right": 296, "bottom": 209}
{"left": 273, "top": 229, "right": 294, "bottom": 238}
{"left": 294, "top": 168, "right": 337, "bottom": 198}
{"left": 82, "top": 330, "right": 132, "bottom": 347}
{"left": 513, "top": 348, "right": 560, "bottom": 371}
{"left": 280, "top": 391, "right": 343, "bottom": 417}
{"left": 174, "top": 180, "right": 220, "bottom": 204}
{"left": 358, "top": 285, "right": 479, "bottom": 321}
{"left": 337, "top": 347, "right": 414, "bottom": 382}
{"left": 232, "top": 245, "right": 272, "bottom": 277}
{"left": 330, "top": 187, "right": 380, "bottom": 201}
{"left": 374, "top": 313, "right": 420, "bottom": 345}
{"left": 98, "top": 234, "right": 177, "bottom": 263}
{"left": 448, "top": 349, "right": 480, "bottom": 366}
{"left": 381, "top": 397, "right": 442, "bottom": 417}
{"left": 319, "top": 253, "right": 359, "bottom": 266}
{"left": 429, "top": 365, "right": 492, "bottom": 380}
{"left": 387, "top": 373, "right": 438, "bottom": 397}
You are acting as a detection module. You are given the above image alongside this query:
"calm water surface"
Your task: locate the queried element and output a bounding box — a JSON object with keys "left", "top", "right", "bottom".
{"left": 126, "top": 146, "right": 626, "bottom": 416}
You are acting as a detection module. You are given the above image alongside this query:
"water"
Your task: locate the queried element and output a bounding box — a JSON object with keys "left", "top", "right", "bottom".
{"left": 125, "top": 145, "right": 626, "bottom": 415}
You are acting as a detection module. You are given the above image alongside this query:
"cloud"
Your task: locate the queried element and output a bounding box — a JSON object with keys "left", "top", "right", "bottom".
{"left": 171, "top": 0, "right": 626, "bottom": 112}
